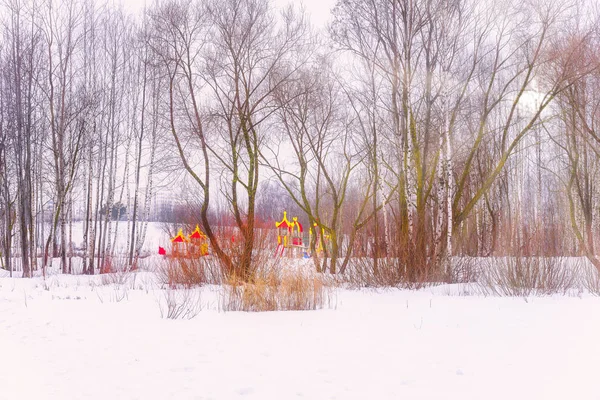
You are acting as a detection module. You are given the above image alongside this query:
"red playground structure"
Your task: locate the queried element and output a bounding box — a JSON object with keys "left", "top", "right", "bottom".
{"left": 275, "top": 211, "right": 305, "bottom": 257}
{"left": 158, "top": 225, "right": 209, "bottom": 258}
{"left": 158, "top": 214, "right": 327, "bottom": 260}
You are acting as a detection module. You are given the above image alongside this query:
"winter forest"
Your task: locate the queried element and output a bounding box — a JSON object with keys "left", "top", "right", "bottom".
{"left": 1, "top": 0, "right": 600, "bottom": 280}
{"left": 3, "top": 0, "right": 600, "bottom": 398}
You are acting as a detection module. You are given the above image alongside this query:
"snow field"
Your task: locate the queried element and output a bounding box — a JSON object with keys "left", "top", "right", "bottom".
{"left": 1, "top": 272, "right": 600, "bottom": 400}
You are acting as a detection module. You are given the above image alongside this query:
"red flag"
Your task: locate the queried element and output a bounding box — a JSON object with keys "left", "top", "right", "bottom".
{"left": 158, "top": 246, "right": 166, "bottom": 255}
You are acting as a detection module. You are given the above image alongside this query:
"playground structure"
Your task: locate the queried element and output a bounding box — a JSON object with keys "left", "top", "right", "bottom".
{"left": 274, "top": 211, "right": 331, "bottom": 258}
{"left": 310, "top": 222, "right": 330, "bottom": 255}
{"left": 158, "top": 214, "right": 330, "bottom": 259}
{"left": 160, "top": 225, "right": 209, "bottom": 258}
{"left": 188, "top": 225, "right": 209, "bottom": 257}
{"left": 275, "top": 211, "right": 305, "bottom": 257}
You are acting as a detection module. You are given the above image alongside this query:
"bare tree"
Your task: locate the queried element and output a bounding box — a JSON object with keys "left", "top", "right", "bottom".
{"left": 550, "top": 24, "right": 600, "bottom": 270}
{"left": 147, "top": 0, "right": 234, "bottom": 274}
{"left": 40, "top": 0, "right": 89, "bottom": 274}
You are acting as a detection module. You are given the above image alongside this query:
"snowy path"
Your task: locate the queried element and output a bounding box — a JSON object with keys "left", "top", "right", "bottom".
{"left": 1, "top": 276, "right": 599, "bottom": 399}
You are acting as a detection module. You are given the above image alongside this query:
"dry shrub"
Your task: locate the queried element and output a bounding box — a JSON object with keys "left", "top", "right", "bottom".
{"left": 339, "top": 257, "right": 400, "bottom": 288}
{"left": 340, "top": 255, "right": 447, "bottom": 289}
{"left": 158, "top": 288, "right": 203, "bottom": 319}
{"left": 212, "top": 227, "right": 278, "bottom": 280}
{"left": 582, "top": 262, "right": 600, "bottom": 296}
{"left": 98, "top": 256, "right": 138, "bottom": 301}
{"left": 95, "top": 282, "right": 129, "bottom": 303}
{"left": 158, "top": 256, "right": 223, "bottom": 288}
{"left": 100, "top": 269, "right": 131, "bottom": 286}
{"left": 449, "top": 257, "right": 481, "bottom": 284}
{"left": 479, "top": 256, "right": 580, "bottom": 296}
{"left": 157, "top": 226, "right": 283, "bottom": 289}
{"left": 221, "top": 267, "right": 333, "bottom": 312}
{"left": 99, "top": 255, "right": 134, "bottom": 275}
{"left": 99, "top": 255, "right": 135, "bottom": 280}
{"left": 99, "top": 256, "right": 114, "bottom": 274}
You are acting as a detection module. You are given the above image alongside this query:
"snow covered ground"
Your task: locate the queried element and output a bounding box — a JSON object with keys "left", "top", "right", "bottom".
{"left": 64, "top": 220, "right": 169, "bottom": 254}
{"left": 1, "top": 269, "right": 600, "bottom": 400}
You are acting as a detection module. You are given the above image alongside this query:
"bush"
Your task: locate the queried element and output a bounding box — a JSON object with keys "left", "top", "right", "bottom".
{"left": 448, "top": 257, "right": 481, "bottom": 284}
{"left": 340, "top": 256, "right": 447, "bottom": 289}
{"left": 582, "top": 262, "right": 600, "bottom": 296}
{"left": 479, "top": 256, "right": 580, "bottom": 296}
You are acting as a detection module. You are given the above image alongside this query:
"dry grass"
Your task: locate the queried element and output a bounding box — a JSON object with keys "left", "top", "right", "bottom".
{"left": 220, "top": 267, "right": 333, "bottom": 312}
{"left": 100, "top": 270, "right": 131, "bottom": 286}
{"left": 98, "top": 255, "right": 141, "bottom": 286}
{"left": 96, "top": 285, "right": 129, "bottom": 303}
{"left": 158, "top": 288, "right": 203, "bottom": 319}
{"left": 157, "top": 256, "right": 223, "bottom": 288}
